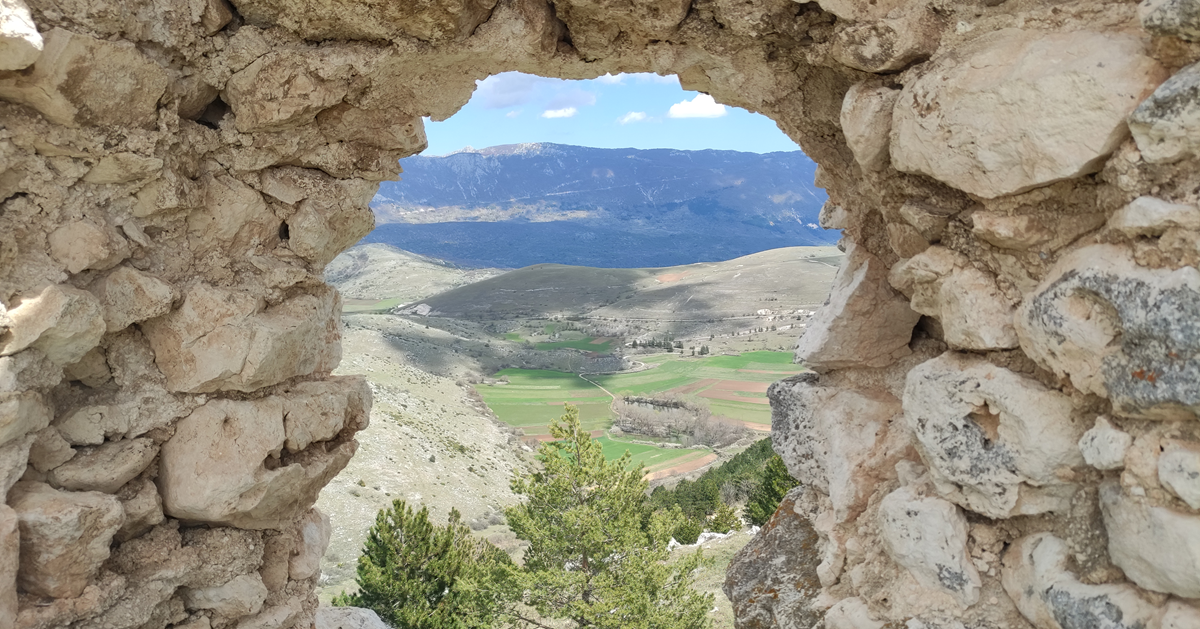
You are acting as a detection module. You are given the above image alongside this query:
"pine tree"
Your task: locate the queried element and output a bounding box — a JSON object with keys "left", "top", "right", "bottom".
{"left": 333, "top": 502, "right": 512, "bottom": 629}
{"left": 505, "top": 405, "right": 712, "bottom": 629}
{"left": 743, "top": 455, "right": 799, "bottom": 526}
{"left": 709, "top": 503, "right": 742, "bottom": 534}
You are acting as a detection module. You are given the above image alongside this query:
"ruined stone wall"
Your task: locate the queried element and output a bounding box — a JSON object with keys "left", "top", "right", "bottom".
{"left": 0, "top": 0, "right": 1197, "bottom": 627}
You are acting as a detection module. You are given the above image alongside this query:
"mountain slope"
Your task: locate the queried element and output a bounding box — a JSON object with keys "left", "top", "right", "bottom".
{"left": 364, "top": 143, "right": 834, "bottom": 268}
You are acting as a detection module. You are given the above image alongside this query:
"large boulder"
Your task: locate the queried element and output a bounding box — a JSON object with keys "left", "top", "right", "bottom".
{"left": 88, "top": 267, "right": 177, "bottom": 333}
{"left": 903, "top": 352, "right": 1085, "bottom": 519}
{"left": 723, "top": 488, "right": 824, "bottom": 629}
{"left": 8, "top": 481, "right": 124, "bottom": 598}
{"left": 1015, "top": 244, "right": 1200, "bottom": 420}
{"left": 142, "top": 284, "right": 341, "bottom": 393}
{"left": 891, "top": 28, "right": 1166, "bottom": 198}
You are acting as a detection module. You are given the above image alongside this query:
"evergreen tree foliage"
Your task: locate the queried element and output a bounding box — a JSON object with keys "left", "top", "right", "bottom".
{"left": 649, "top": 438, "right": 775, "bottom": 516}
{"left": 673, "top": 518, "right": 703, "bottom": 545}
{"left": 709, "top": 503, "right": 742, "bottom": 534}
{"left": 743, "top": 455, "right": 799, "bottom": 527}
{"left": 505, "top": 404, "right": 712, "bottom": 629}
{"left": 333, "top": 501, "right": 513, "bottom": 629}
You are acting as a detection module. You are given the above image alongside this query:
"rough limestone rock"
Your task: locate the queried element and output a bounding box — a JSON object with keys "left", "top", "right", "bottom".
{"left": 0, "top": 434, "right": 31, "bottom": 496}
{"left": 182, "top": 573, "right": 269, "bottom": 619}
{"left": 1129, "top": 62, "right": 1200, "bottom": 164}
{"left": 224, "top": 52, "right": 352, "bottom": 133}
{"left": 282, "top": 377, "right": 371, "bottom": 452}
{"left": 770, "top": 374, "right": 900, "bottom": 524}
{"left": 47, "top": 220, "right": 130, "bottom": 274}
{"left": 824, "top": 598, "right": 884, "bottom": 629}
{"left": 890, "top": 246, "right": 1018, "bottom": 350}
{"left": 114, "top": 477, "right": 164, "bottom": 542}
{"left": 289, "top": 508, "right": 331, "bottom": 580}
{"left": 904, "top": 352, "right": 1085, "bottom": 519}
{"left": 795, "top": 244, "right": 919, "bottom": 371}
{"left": 1099, "top": 481, "right": 1200, "bottom": 598}
{"left": 0, "top": 0, "right": 41, "bottom": 70}
{"left": 1163, "top": 602, "right": 1200, "bottom": 629}
{"left": 0, "top": 284, "right": 105, "bottom": 366}
{"left": 1158, "top": 441, "right": 1200, "bottom": 509}
{"left": 88, "top": 267, "right": 177, "bottom": 333}
{"left": 1001, "top": 533, "right": 1164, "bottom": 629}
{"left": 1016, "top": 244, "right": 1200, "bottom": 420}
{"left": 878, "top": 486, "right": 980, "bottom": 607}
{"left": 1077, "top": 416, "right": 1132, "bottom": 471}
{"left": 891, "top": 29, "right": 1167, "bottom": 198}
{"left": 46, "top": 438, "right": 158, "bottom": 494}
{"left": 0, "top": 390, "right": 49, "bottom": 447}
{"left": 0, "top": 504, "right": 16, "bottom": 624}
{"left": 1141, "top": 0, "right": 1200, "bottom": 40}
{"left": 840, "top": 82, "right": 899, "bottom": 172}
{"left": 9, "top": 481, "right": 124, "bottom": 598}
{"left": 830, "top": 11, "right": 939, "bottom": 74}
{"left": 81, "top": 152, "right": 164, "bottom": 184}
{"left": 723, "top": 489, "right": 823, "bottom": 629}
{"left": 26, "top": 426, "right": 74, "bottom": 472}
{"left": 142, "top": 284, "right": 341, "bottom": 393}
{"left": 159, "top": 398, "right": 355, "bottom": 529}
{"left": 1108, "top": 196, "right": 1200, "bottom": 238}
{"left": 315, "top": 607, "right": 390, "bottom": 629}
{"left": 0, "top": 28, "right": 168, "bottom": 128}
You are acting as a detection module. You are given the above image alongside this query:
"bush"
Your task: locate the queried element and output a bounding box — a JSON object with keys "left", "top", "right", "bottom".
{"left": 743, "top": 455, "right": 799, "bottom": 527}
{"left": 673, "top": 518, "right": 703, "bottom": 545}
{"left": 333, "top": 501, "right": 512, "bottom": 629}
{"left": 709, "top": 503, "right": 742, "bottom": 534}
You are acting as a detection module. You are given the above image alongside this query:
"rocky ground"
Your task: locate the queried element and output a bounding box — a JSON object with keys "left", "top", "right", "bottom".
{"left": 315, "top": 323, "right": 532, "bottom": 600}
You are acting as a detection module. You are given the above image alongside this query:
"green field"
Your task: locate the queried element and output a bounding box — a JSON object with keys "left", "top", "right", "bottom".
{"left": 475, "top": 352, "right": 805, "bottom": 467}
{"left": 534, "top": 338, "right": 613, "bottom": 352}
{"left": 595, "top": 437, "right": 703, "bottom": 472}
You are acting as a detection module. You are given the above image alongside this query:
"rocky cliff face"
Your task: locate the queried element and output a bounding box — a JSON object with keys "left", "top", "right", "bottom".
{"left": 0, "top": 0, "right": 1197, "bottom": 628}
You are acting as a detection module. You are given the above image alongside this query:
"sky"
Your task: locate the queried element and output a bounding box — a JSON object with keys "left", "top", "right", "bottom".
{"left": 422, "top": 72, "right": 802, "bottom": 156}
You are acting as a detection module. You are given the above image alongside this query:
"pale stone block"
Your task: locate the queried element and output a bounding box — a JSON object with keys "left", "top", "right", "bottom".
{"left": 904, "top": 352, "right": 1084, "bottom": 518}
{"left": 48, "top": 438, "right": 158, "bottom": 494}
{"left": 891, "top": 29, "right": 1167, "bottom": 198}
{"left": 89, "top": 266, "right": 177, "bottom": 333}
{"left": 1158, "top": 441, "right": 1200, "bottom": 509}
{"left": 0, "top": 284, "right": 106, "bottom": 366}
{"left": 289, "top": 508, "right": 331, "bottom": 580}
{"left": 9, "top": 481, "right": 124, "bottom": 598}
{"left": 1108, "top": 196, "right": 1200, "bottom": 238}
{"left": 1077, "top": 416, "right": 1131, "bottom": 471}
{"left": 1100, "top": 481, "right": 1200, "bottom": 598}
{"left": 1130, "top": 62, "right": 1200, "bottom": 164}
{"left": 183, "top": 573, "right": 269, "bottom": 619}
{"left": 840, "top": 82, "right": 899, "bottom": 172}
{"left": 878, "top": 487, "right": 980, "bottom": 606}
{"left": 0, "top": 0, "right": 42, "bottom": 70}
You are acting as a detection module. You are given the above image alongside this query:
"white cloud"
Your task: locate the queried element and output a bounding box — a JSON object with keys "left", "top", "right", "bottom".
{"left": 618, "top": 111, "right": 647, "bottom": 124}
{"left": 631, "top": 73, "right": 680, "bottom": 85}
{"left": 594, "top": 73, "right": 624, "bottom": 84}
{"left": 474, "top": 72, "right": 555, "bottom": 109}
{"left": 668, "top": 94, "right": 727, "bottom": 119}
{"left": 806, "top": 223, "right": 820, "bottom": 229}
{"left": 542, "top": 107, "right": 578, "bottom": 119}
{"left": 506, "top": 110, "right": 521, "bottom": 118}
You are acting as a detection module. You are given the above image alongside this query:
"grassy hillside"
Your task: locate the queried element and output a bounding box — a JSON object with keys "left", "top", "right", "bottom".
{"left": 408, "top": 246, "right": 840, "bottom": 321}
{"left": 326, "top": 243, "right": 502, "bottom": 312}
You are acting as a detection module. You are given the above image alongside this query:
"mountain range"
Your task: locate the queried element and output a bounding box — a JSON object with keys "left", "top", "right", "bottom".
{"left": 363, "top": 143, "right": 834, "bottom": 268}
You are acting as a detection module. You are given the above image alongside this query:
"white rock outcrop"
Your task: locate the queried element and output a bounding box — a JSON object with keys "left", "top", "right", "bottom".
{"left": 1077, "top": 416, "right": 1132, "bottom": 471}
{"left": 840, "top": 82, "right": 899, "bottom": 172}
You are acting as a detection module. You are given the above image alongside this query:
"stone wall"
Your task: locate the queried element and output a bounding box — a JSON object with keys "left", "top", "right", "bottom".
{"left": 0, "top": 0, "right": 1197, "bottom": 627}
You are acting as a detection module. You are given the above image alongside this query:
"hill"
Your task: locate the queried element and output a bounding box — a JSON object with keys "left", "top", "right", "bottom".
{"left": 363, "top": 143, "right": 834, "bottom": 268}
{"left": 405, "top": 245, "right": 841, "bottom": 330}
{"left": 325, "top": 243, "right": 502, "bottom": 312}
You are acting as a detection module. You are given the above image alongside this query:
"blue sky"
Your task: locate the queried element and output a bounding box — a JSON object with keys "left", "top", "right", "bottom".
{"left": 423, "top": 72, "right": 802, "bottom": 155}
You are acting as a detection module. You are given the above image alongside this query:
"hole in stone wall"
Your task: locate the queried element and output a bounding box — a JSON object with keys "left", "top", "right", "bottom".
{"left": 279, "top": 222, "right": 290, "bottom": 241}
{"left": 197, "top": 97, "right": 231, "bottom": 130}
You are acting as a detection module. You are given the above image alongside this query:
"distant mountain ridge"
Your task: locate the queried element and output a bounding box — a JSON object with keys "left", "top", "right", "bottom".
{"left": 364, "top": 143, "right": 835, "bottom": 268}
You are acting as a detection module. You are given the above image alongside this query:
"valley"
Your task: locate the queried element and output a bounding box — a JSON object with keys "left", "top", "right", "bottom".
{"left": 316, "top": 241, "right": 840, "bottom": 624}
